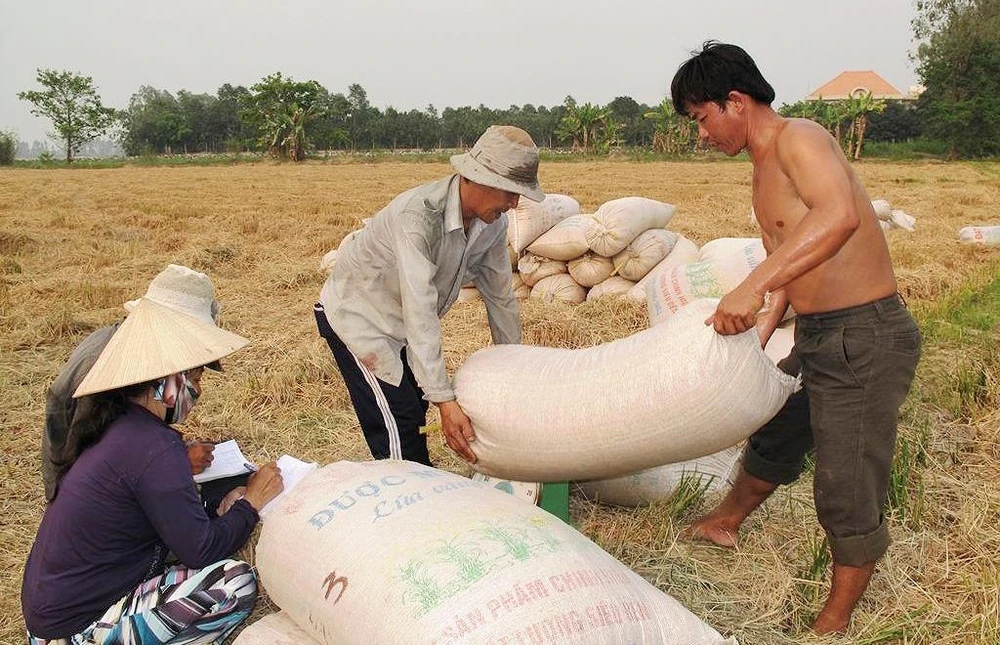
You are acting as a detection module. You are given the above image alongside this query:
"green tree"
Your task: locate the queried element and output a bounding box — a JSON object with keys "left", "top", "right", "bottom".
{"left": 120, "top": 86, "right": 183, "bottom": 155}
{"left": 555, "top": 101, "right": 612, "bottom": 152}
{"left": 0, "top": 130, "right": 16, "bottom": 164}
{"left": 842, "top": 91, "right": 886, "bottom": 159}
{"left": 913, "top": 0, "right": 1000, "bottom": 157}
{"left": 866, "top": 101, "right": 923, "bottom": 142}
{"left": 242, "top": 73, "right": 326, "bottom": 160}
{"left": 644, "top": 99, "right": 695, "bottom": 155}
{"left": 17, "top": 69, "right": 117, "bottom": 163}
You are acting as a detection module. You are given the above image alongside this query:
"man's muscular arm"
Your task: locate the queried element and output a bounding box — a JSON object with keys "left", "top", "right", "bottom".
{"left": 710, "top": 122, "right": 859, "bottom": 334}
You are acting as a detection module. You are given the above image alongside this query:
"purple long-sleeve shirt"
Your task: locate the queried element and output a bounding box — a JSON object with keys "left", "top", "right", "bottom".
{"left": 22, "top": 405, "right": 258, "bottom": 638}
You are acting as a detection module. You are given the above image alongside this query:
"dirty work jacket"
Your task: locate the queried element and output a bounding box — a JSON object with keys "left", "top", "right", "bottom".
{"left": 319, "top": 174, "right": 520, "bottom": 403}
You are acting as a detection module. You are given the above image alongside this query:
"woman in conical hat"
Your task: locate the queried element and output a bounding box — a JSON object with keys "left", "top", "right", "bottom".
{"left": 22, "top": 281, "right": 283, "bottom": 644}
{"left": 44, "top": 264, "right": 226, "bottom": 502}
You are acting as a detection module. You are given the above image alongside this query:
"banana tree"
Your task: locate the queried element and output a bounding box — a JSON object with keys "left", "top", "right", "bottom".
{"left": 644, "top": 99, "right": 695, "bottom": 155}
{"left": 843, "top": 91, "right": 886, "bottom": 160}
{"left": 244, "top": 73, "right": 326, "bottom": 161}
{"left": 555, "top": 102, "right": 612, "bottom": 152}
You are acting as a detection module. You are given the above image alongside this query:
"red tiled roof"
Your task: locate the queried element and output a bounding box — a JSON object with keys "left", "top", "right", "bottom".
{"left": 807, "top": 71, "right": 905, "bottom": 100}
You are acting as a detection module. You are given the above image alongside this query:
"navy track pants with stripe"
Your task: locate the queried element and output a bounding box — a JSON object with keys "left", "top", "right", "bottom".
{"left": 314, "top": 304, "right": 431, "bottom": 466}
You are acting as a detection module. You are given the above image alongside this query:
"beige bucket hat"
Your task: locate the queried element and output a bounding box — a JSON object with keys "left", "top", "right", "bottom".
{"left": 124, "top": 264, "right": 220, "bottom": 324}
{"left": 73, "top": 297, "right": 248, "bottom": 398}
{"left": 451, "top": 125, "right": 545, "bottom": 202}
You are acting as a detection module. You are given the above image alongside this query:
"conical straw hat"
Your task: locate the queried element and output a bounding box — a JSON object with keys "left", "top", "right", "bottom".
{"left": 73, "top": 298, "right": 249, "bottom": 398}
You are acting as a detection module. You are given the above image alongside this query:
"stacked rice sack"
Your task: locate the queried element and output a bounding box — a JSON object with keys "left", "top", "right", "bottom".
{"left": 645, "top": 237, "right": 768, "bottom": 327}
{"left": 504, "top": 195, "right": 691, "bottom": 304}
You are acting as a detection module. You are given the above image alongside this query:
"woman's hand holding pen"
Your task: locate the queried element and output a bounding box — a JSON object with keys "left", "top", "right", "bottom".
{"left": 243, "top": 462, "right": 283, "bottom": 513}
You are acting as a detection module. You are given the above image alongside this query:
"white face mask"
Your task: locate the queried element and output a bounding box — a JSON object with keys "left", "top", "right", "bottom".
{"left": 152, "top": 372, "right": 199, "bottom": 424}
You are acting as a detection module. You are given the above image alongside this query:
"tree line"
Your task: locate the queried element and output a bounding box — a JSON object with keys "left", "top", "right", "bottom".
{"left": 5, "top": 0, "right": 996, "bottom": 163}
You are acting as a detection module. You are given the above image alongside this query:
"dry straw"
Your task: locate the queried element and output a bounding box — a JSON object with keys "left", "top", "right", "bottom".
{"left": 2, "top": 159, "right": 999, "bottom": 643}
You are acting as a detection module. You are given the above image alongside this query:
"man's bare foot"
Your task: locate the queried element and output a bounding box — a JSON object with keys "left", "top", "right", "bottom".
{"left": 680, "top": 515, "right": 740, "bottom": 548}
{"left": 812, "top": 610, "right": 849, "bottom": 634}
{"left": 810, "top": 561, "right": 875, "bottom": 634}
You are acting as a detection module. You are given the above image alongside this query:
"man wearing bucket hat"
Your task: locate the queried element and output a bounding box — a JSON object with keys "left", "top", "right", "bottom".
{"left": 315, "top": 125, "right": 543, "bottom": 465}
{"left": 43, "top": 265, "right": 223, "bottom": 503}
{"left": 22, "top": 277, "right": 284, "bottom": 644}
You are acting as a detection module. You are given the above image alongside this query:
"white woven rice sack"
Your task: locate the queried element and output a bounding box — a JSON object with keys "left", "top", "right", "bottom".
{"left": 612, "top": 229, "right": 679, "bottom": 282}
{"left": 508, "top": 194, "right": 581, "bottom": 253}
{"left": 458, "top": 285, "right": 482, "bottom": 303}
{"left": 232, "top": 612, "right": 320, "bottom": 645}
{"left": 888, "top": 210, "right": 916, "bottom": 232}
{"left": 455, "top": 299, "right": 796, "bottom": 481}
{"left": 763, "top": 322, "right": 796, "bottom": 366}
{"left": 575, "top": 443, "right": 744, "bottom": 508}
{"left": 255, "top": 460, "right": 737, "bottom": 645}
{"left": 568, "top": 252, "right": 615, "bottom": 288}
{"left": 697, "top": 238, "right": 766, "bottom": 265}
{"left": 511, "top": 273, "right": 531, "bottom": 299}
{"left": 958, "top": 225, "right": 1000, "bottom": 245}
{"left": 647, "top": 241, "right": 766, "bottom": 327}
{"left": 518, "top": 253, "right": 567, "bottom": 287}
{"left": 628, "top": 235, "right": 699, "bottom": 301}
{"left": 526, "top": 214, "right": 595, "bottom": 261}
{"left": 586, "top": 276, "right": 636, "bottom": 301}
{"left": 587, "top": 197, "right": 677, "bottom": 257}
{"left": 871, "top": 199, "right": 893, "bottom": 221}
{"left": 529, "top": 274, "right": 587, "bottom": 304}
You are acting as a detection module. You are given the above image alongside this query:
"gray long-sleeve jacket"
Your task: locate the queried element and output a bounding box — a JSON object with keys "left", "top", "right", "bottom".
{"left": 319, "top": 174, "right": 520, "bottom": 402}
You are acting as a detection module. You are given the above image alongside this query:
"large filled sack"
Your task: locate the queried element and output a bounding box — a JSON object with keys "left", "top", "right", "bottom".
{"left": 232, "top": 611, "right": 321, "bottom": 645}
{"left": 575, "top": 443, "right": 743, "bottom": 508}
{"left": 568, "top": 252, "right": 615, "bottom": 288}
{"left": 508, "top": 194, "right": 581, "bottom": 253}
{"left": 458, "top": 284, "right": 482, "bottom": 303}
{"left": 512, "top": 273, "right": 531, "bottom": 299}
{"left": 577, "top": 319, "right": 797, "bottom": 508}
{"left": 697, "top": 237, "right": 765, "bottom": 265}
{"left": 959, "top": 225, "right": 1000, "bottom": 246}
{"left": 628, "top": 235, "right": 699, "bottom": 301}
{"left": 586, "top": 276, "right": 637, "bottom": 301}
{"left": 518, "top": 253, "right": 567, "bottom": 287}
{"left": 612, "top": 229, "right": 680, "bottom": 281}
{"left": 647, "top": 239, "right": 766, "bottom": 326}
{"left": 526, "top": 214, "right": 595, "bottom": 261}
{"left": 454, "top": 299, "right": 796, "bottom": 481}
{"left": 529, "top": 273, "right": 587, "bottom": 304}
{"left": 255, "top": 460, "right": 738, "bottom": 645}
{"left": 587, "top": 197, "right": 677, "bottom": 257}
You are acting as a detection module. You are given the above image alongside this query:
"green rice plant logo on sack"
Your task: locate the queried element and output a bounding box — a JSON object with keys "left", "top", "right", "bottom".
{"left": 398, "top": 516, "right": 559, "bottom": 617}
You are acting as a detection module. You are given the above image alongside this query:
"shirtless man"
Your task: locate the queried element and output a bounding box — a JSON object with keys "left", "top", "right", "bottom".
{"left": 670, "top": 42, "right": 921, "bottom": 633}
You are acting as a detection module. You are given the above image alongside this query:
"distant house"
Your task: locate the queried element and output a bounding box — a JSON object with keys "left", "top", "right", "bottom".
{"left": 807, "top": 71, "right": 916, "bottom": 101}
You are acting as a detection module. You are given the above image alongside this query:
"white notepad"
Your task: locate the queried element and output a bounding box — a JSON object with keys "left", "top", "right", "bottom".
{"left": 192, "top": 439, "right": 256, "bottom": 484}
{"left": 260, "top": 454, "right": 319, "bottom": 518}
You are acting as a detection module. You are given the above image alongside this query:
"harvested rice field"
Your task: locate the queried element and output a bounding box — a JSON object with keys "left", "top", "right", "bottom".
{"left": 2, "top": 159, "right": 999, "bottom": 644}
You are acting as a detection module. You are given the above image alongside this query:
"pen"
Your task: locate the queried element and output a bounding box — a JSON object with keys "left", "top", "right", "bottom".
{"left": 244, "top": 462, "right": 258, "bottom": 473}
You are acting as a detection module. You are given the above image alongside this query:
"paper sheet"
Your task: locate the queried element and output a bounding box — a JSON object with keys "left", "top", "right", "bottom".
{"left": 192, "top": 439, "right": 256, "bottom": 484}
{"left": 260, "top": 454, "right": 319, "bottom": 518}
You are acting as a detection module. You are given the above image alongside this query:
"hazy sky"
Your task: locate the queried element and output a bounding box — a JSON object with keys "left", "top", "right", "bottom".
{"left": 1, "top": 0, "right": 921, "bottom": 144}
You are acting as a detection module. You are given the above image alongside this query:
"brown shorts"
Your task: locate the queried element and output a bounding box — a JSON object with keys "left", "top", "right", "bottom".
{"left": 743, "top": 293, "right": 921, "bottom": 566}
